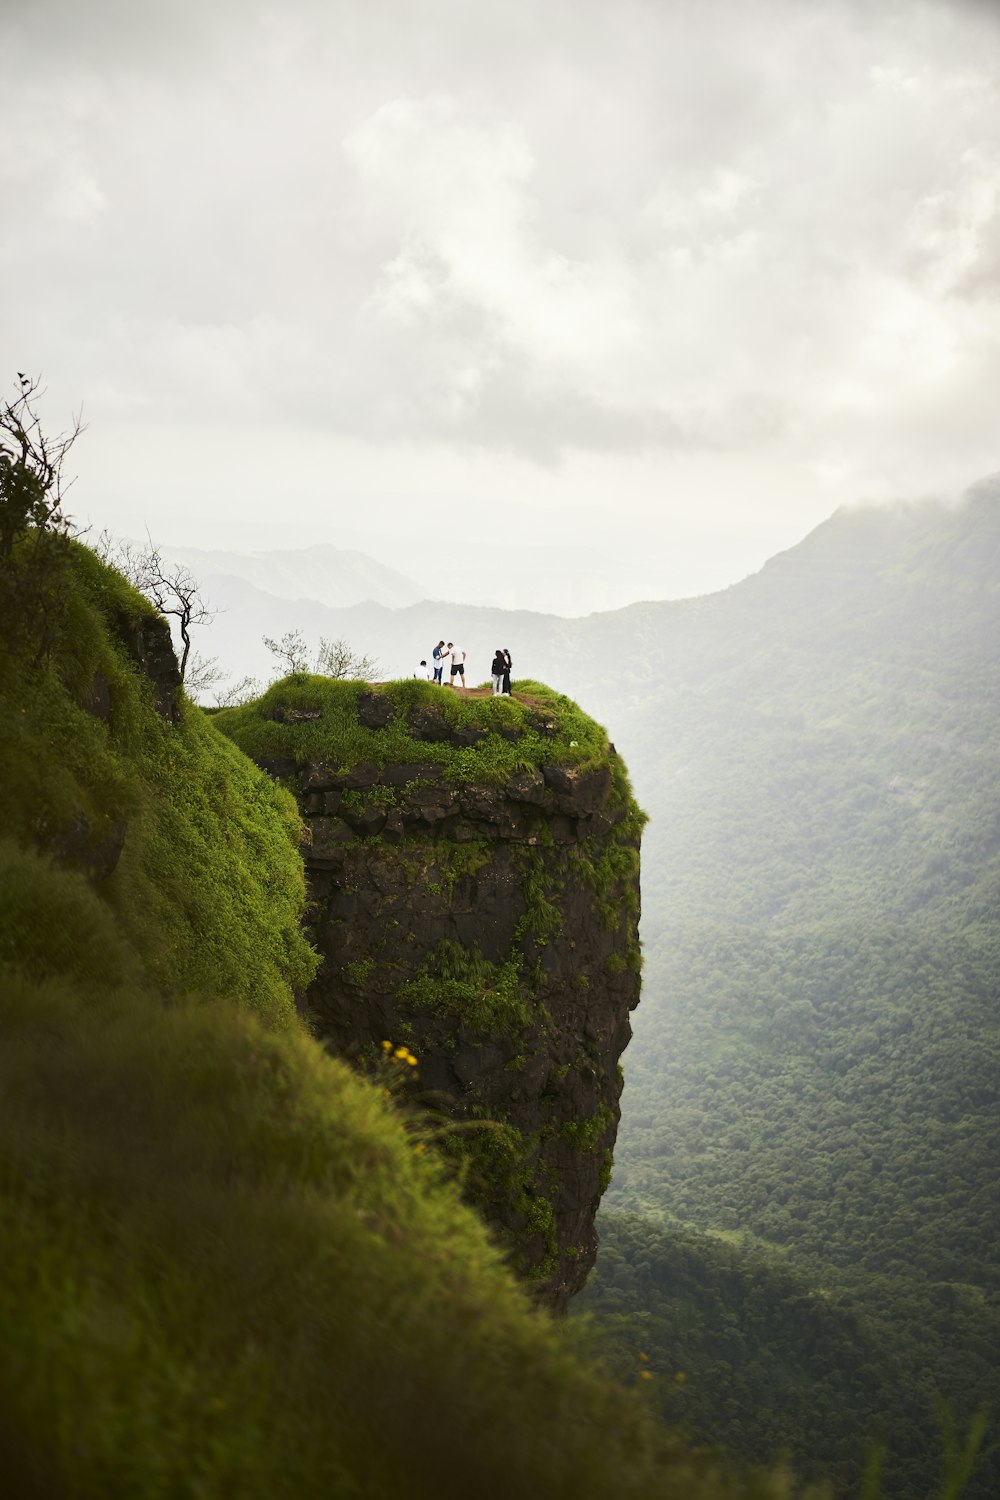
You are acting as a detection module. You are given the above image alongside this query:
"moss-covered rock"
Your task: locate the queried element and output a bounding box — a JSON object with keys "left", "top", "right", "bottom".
{"left": 217, "top": 676, "right": 645, "bottom": 1308}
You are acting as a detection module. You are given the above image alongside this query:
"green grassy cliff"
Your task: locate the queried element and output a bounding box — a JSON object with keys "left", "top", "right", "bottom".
{"left": 214, "top": 675, "right": 645, "bottom": 1308}
{"left": 0, "top": 534, "right": 789, "bottom": 1499}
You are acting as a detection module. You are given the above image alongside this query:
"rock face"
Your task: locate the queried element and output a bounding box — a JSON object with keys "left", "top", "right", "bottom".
{"left": 246, "top": 686, "right": 643, "bottom": 1312}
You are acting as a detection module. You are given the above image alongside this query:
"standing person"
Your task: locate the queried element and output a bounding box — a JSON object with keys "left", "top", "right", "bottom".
{"left": 501, "top": 648, "right": 513, "bottom": 696}
{"left": 491, "top": 648, "right": 505, "bottom": 696}
{"left": 431, "top": 640, "right": 446, "bottom": 684}
{"left": 448, "top": 642, "right": 467, "bottom": 690}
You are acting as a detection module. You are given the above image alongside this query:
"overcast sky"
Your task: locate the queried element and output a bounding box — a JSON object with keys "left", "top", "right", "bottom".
{"left": 4, "top": 0, "right": 1000, "bottom": 612}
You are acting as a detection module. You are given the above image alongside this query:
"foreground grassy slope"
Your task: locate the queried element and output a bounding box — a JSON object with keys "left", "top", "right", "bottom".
{"left": 0, "top": 538, "right": 796, "bottom": 1499}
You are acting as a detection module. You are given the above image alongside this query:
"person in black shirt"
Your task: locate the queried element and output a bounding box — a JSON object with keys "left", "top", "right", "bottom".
{"left": 491, "top": 649, "right": 505, "bottom": 696}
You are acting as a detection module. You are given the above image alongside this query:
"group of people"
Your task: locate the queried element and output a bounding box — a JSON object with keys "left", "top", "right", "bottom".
{"left": 415, "top": 642, "right": 513, "bottom": 695}
{"left": 490, "top": 647, "right": 513, "bottom": 696}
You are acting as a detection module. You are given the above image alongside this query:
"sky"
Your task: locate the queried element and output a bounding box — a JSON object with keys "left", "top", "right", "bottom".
{"left": 3, "top": 0, "right": 1000, "bottom": 614}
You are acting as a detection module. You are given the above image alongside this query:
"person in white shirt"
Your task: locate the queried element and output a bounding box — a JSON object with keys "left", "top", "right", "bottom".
{"left": 448, "top": 642, "right": 466, "bottom": 689}
{"left": 415, "top": 660, "right": 433, "bottom": 680}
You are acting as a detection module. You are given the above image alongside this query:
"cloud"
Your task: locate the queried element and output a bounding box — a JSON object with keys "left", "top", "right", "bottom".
{"left": 3, "top": 0, "right": 1000, "bottom": 480}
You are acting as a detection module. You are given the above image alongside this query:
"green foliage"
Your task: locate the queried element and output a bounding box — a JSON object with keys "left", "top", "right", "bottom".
{"left": 398, "top": 941, "right": 532, "bottom": 1036}
{"left": 0, "top": 537, "right": 803, "bottom": 1499}
{"left": 578, "top": 1213, "right": 999, "bottom": 1500}
{"left": 0, "top": 839, "right": 137, "bottom": 990}
{"left": 436, "top": 1117, "right": 560, "bottom": 1282}
{"left": 613, "top": 921, "right": 1000, "bottom": 1286}
{"left": 561, "top": 1106, "right": 616, "bottom": 1154}
{"left": 0, "top": 541, "right": 315, "bottom": 1026}
{"left": 0, "top": 372, "right": 78, "bottom": 559}
{"left": 214, "top": 674, "right": 633, "bottom": 794}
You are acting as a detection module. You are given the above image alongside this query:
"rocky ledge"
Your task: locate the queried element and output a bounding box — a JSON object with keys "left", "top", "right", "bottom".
{"left": 221, "top": 679, "right": 644, "bottom": 1311}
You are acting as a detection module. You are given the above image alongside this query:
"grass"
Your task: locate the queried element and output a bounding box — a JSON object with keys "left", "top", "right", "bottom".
{"left": 214, "top": 673, "right": 634, "bottom": 798}
{"left": 0, "top": 540, "right": 315, "bottom": 1026}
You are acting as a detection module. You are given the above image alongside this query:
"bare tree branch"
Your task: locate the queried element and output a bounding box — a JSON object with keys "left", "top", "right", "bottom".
{"left": 316, "top": 636, "right": 380, "bottom": 682}
{"left": 184, "top": 651, "right": 224, "bottom": 699}
{"left": 262, "top": 630, "right": 310, "bottom": 675}
{"left": 213, "top": 675, "right": 264, "bottom": 709}
{"left": 104, "top": 536, "right": 215, "bottom": 681}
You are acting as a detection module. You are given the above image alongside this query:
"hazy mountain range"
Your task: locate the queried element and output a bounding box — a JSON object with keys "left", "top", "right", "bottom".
{"left": 164, "top": 542, "right": 430, "bottom": 612}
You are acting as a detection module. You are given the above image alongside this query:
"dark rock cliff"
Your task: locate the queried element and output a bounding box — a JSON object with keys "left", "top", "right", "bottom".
{"left": 224, "top": 679, "right": 644, "bottom": 1311}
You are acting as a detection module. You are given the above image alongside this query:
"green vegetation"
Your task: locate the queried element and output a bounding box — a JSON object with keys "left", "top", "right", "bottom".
{"left": 398, "top": 940, "right": 533, "bottom": 1035}
{"left": 4, "top": 960, "right": 773, "bottom": 1500}
{"left": 212, "top": 669, "right": 644, "bottom": 1297}
{"left": 0, "top": 531, "right": 799, "bottom": 1498}
{"left": 561, "top": 1105, "right": 616, "bottom": 1154}
{"left": 0, "top": 539, "right": 315, "bottom": 1025}
{"left": 578, "top": 1214, "right": 998, "bottom": 1500}
{"left": 214, "top": 672, "right": 632, "bottom": 793}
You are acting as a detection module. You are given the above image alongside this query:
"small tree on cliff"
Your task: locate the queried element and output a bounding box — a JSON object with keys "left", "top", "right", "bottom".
{"left": 262, "top": 631, "right": 380, "bottom": 682}
{"left": 262, "top": 629, "right": 310, "bottom": 675}
{"left": 316, "top": 635, "right": 379, "bottom": 681}
{"left": 99, "top": 536, "right": 215, "bottom": 683}
{"left": 0, "top": 373, "right": 82, "bottom": 560}
{"left": 1, "top": 373, "right": 84, "bottom": 660}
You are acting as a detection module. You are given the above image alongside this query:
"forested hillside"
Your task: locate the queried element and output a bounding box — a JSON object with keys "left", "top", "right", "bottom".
{"left": 575, "top": 483, "right": 1000, "bottom": 1498}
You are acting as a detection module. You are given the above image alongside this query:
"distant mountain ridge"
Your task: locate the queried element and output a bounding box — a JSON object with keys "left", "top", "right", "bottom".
{"left": 165, "top": 541, "right": 431, "bottom": 611}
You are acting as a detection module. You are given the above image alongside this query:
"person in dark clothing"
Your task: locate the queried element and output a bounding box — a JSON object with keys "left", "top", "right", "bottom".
{"left": 491, "top": 649, "right": 505, "bottom": 696}
{"left": 501, "top": 648, "right": 512, "bottom": 695}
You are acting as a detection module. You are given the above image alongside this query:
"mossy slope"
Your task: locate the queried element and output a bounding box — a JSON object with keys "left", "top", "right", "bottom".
{"left": 0, "top": 540, "right": 315, "bottom": 1023}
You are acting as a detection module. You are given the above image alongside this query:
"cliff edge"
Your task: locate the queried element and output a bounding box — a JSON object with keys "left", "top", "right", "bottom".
{"left": 217, "top": 677, "right": 644, "bottom": 1309}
